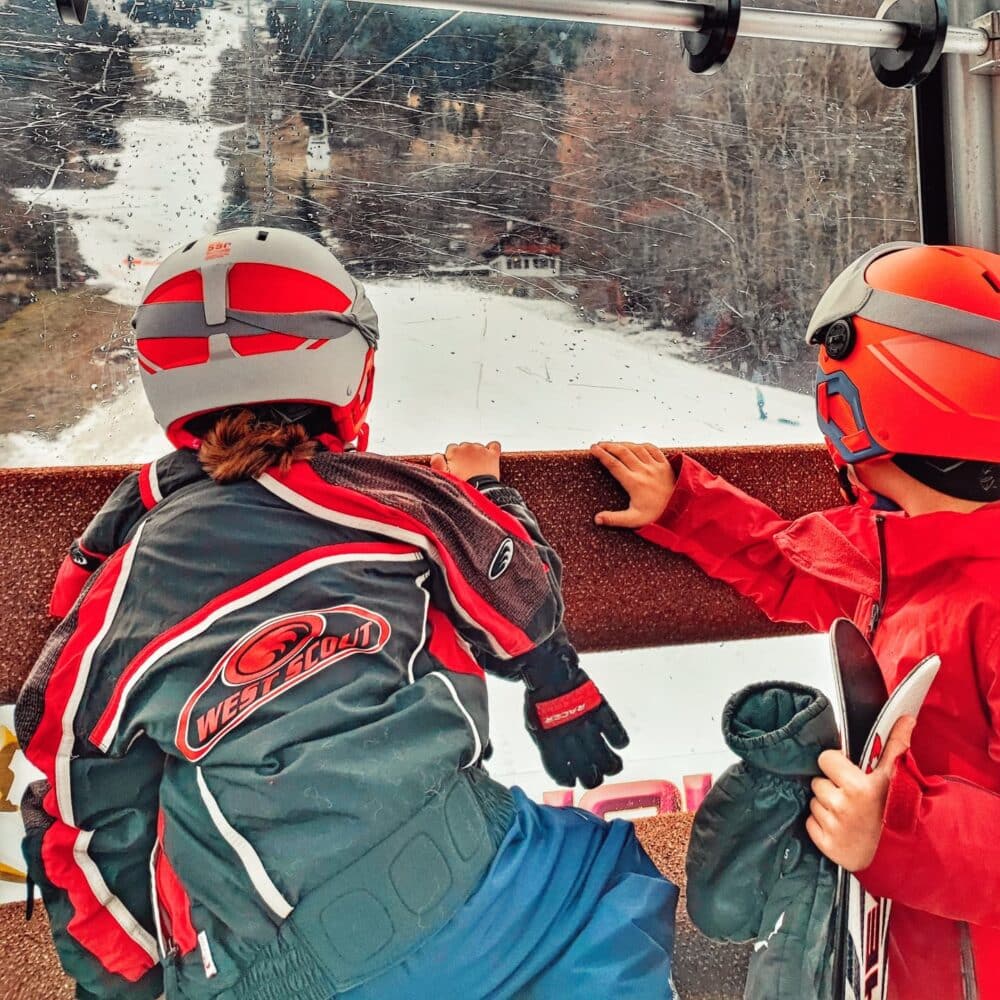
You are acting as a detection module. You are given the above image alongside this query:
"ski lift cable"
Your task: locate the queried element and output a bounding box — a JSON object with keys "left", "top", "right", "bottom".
{"left": 327, "top": 0, "right": 988, "bottom": 56}
{"left": 290, "top": 0, "right": 335, "bottom": 77}
{"left": 322, "top": 10, "right": 465, "bottom": 109}
{"left": 20, "top": 160, "right": 65, "bottom": 215}
{"left": 291, "top": 0, "right": 377, "bottom": 80}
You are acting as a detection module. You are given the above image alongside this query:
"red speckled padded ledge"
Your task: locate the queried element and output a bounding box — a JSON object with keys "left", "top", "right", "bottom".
{"left": 0, "top": 444, "right": 840, "bottom": 703}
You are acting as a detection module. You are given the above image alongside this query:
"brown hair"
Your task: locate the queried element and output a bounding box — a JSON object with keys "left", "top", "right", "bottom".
{"left": 197, "top": 409, "right": 318, "bottom": 483}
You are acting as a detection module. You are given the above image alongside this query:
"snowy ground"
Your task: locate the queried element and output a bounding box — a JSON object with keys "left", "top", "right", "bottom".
{"left": 0, "top": 7, "right": 835, "bottom": 898}
{"left": 0, "top": 278, "right": 819, "bottom": 465}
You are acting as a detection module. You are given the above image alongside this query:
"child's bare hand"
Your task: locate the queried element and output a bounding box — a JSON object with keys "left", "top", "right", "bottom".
{"left": 806, "top": 715, "right": 916, "bottom": 872}
{"left": 591, "top": 442, "right": 676, "bottom": 528}
{"left": 430, "top": 441, "right": 501, "bottom": 482}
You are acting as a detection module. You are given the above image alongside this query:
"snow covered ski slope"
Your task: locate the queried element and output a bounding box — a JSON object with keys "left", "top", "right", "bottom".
{"left": 1, "top": 277, "right": 818, "bottom": 464}
{"left": 13, "top": 5, "right": 243, "bottom": 307}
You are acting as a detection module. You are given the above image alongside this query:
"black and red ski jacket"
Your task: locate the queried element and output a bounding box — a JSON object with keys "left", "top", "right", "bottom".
{"left": 17, "top": 447, "right": 564, "bottom": 1000}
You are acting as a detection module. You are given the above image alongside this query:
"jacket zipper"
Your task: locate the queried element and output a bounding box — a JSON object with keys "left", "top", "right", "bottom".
{"left": 868, "top": 515, "right": 888, "bottom": 639}
{"left": 866, "top": 517, "right": 981, "bottom": 999}
{"left": 150, "top": 842, "right": 177, "bottom": 962}
{"left": 960, "top": 921, "right": 979, "bottom": 1000}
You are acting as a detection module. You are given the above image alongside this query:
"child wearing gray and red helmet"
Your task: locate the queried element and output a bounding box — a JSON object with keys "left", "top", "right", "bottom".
{"left": 19, "top": 227, "right": 677, "bottom": 1000}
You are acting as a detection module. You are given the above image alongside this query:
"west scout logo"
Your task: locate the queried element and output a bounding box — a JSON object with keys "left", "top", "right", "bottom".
{"left": 176, "top": 605, "right": 390, "bottom": 761}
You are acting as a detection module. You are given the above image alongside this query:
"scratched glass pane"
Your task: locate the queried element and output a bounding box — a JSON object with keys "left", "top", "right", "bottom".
{"left": 0, "top": 3, "right": 900, "bottom": 911}
{"left": 0, "top": 0, "right": 917, "bottom": 463}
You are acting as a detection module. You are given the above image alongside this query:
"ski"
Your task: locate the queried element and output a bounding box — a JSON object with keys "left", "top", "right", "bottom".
{"left": 827, "top": 618, "right": 940, "bottom": 1000}
{"left": 846, "top": 648, "right": 940, "bottom": 1000}
{"left": 828, "top": 618, "right": 888, "bottom": 1000}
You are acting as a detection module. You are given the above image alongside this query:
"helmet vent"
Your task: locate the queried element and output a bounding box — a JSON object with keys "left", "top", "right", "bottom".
{"left": 982, "top": 270, "right": 1000, "bottom": 294}
{"left": 256, "top": 230, "right": 269, "bottom": 241}
{"left": 182, "top": 241, "right": 196, "bottom": 253}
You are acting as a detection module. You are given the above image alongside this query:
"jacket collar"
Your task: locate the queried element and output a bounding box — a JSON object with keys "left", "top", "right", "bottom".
{"left": 882, "top": 502, "right": 1000, "bottom": 576}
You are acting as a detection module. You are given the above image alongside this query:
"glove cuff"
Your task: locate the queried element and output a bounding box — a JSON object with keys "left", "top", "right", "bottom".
{"left": 533, "top": 679, "right": 602, "bottom": 730}
{"left": 468, "top": 475, "right": 525, "bottom": 508}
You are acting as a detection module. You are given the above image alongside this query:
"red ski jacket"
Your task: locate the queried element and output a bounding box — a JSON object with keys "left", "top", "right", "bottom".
{"left": 638, "top": 455, "right": 1000, "bottom": 1000}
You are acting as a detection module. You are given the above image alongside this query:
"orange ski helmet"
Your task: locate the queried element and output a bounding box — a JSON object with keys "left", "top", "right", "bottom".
{"left": 807, "top": 242, "right": 1000, "bottom": 499}
{"left": 133, "top": 227, "right": 379, "bottom": 450}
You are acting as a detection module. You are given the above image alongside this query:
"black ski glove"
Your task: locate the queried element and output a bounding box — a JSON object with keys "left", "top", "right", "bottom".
{"left": 520, "top": 634, "right": 629, "bottom": 788}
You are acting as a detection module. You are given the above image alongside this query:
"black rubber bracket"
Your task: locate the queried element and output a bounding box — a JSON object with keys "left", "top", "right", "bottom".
{"left": 56, "top": 0, "right": 88, "bottom": 24}
{"left": 870, "top": 0, "right": 948, "bottom": 89}
{"left": 913, "top": 61, "right": 950, "bottom": 243}
{"left": 681, "top": 0, "right": 742, "bottom": 75}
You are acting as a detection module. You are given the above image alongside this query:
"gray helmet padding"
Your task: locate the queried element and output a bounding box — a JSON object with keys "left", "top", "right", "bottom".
{"left": 141, "top": 328, "right": 371, "bottom": 432}
{"left": 806, "top": 241, "right": 1000, "bottom": 358}
{"left": 806, "top": 242, "right": 918, "bottom": 343}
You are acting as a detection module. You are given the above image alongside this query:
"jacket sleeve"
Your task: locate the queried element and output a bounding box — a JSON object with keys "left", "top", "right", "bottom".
{"left": 857, "top": 630, "right": 1000, "bottom": 928}
{"left": 266, "top": 455, "right": 565, "bottom": 664}
{"left": 17, "top": 553, "right": 164, "bottom": 998}
{"left": 457, "top": 473, "right": 571, "bottom": 678}
{"left": 636, "top": 455, "right": 876, "bottom": 632}
{"left": 419, "top": 470, "right": 565, "bottom": 667}
{"left": 49, "top": 464, "right": 157, "bottom": 618}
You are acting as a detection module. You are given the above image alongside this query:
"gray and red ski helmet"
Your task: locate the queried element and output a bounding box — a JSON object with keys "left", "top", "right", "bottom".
{"left": 132, "top": 227, "right": 379, "bottom": 448}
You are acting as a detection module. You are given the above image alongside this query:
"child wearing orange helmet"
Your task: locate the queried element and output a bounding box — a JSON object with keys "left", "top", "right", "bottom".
{"left": 593, "top": 242, "right": 1000, "bottom": 1000}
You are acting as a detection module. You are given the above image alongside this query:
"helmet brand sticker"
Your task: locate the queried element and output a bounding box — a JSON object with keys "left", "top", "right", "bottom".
{"left": 205, "top": 241, "right": 232, "bottom": 261}
{"left": 176, "top": 605, "right": 390, "bottom": 761}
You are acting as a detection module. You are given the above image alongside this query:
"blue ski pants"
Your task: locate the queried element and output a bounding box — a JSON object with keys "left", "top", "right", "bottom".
{"left": 337, "top": 787, "right": 678, "bottom": 1000}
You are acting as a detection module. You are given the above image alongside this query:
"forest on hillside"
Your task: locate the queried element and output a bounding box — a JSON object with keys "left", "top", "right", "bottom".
{"left": 0, "top": 0, "right": 141, "bottom": 315}
{"left": 0, "top": 0, "right": 138, "bottom": 184}
{"left": 0, "top": 0, "right": 919, "bottom": 390}
{"left": 238, "top": 1, "right": 917, "bottom": 388}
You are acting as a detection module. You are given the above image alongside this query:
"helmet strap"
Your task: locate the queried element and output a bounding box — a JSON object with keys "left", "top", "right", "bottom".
{"left": 857, "top": 485, "right": 903, "bottom": 513}
{"left": 329, "top": 351, "right": 375, "bottom": 451}
{"left": 832, "top": 451, "right": 901, "bottom": 511}
{"left": 167, "top": 422, "right": 203, "bottom": 451}
{"left": 837, "top": 465, "right": 858, "bottom": 504}
{"left": 843, "top": 462, "right": 902, "bottom": 512}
